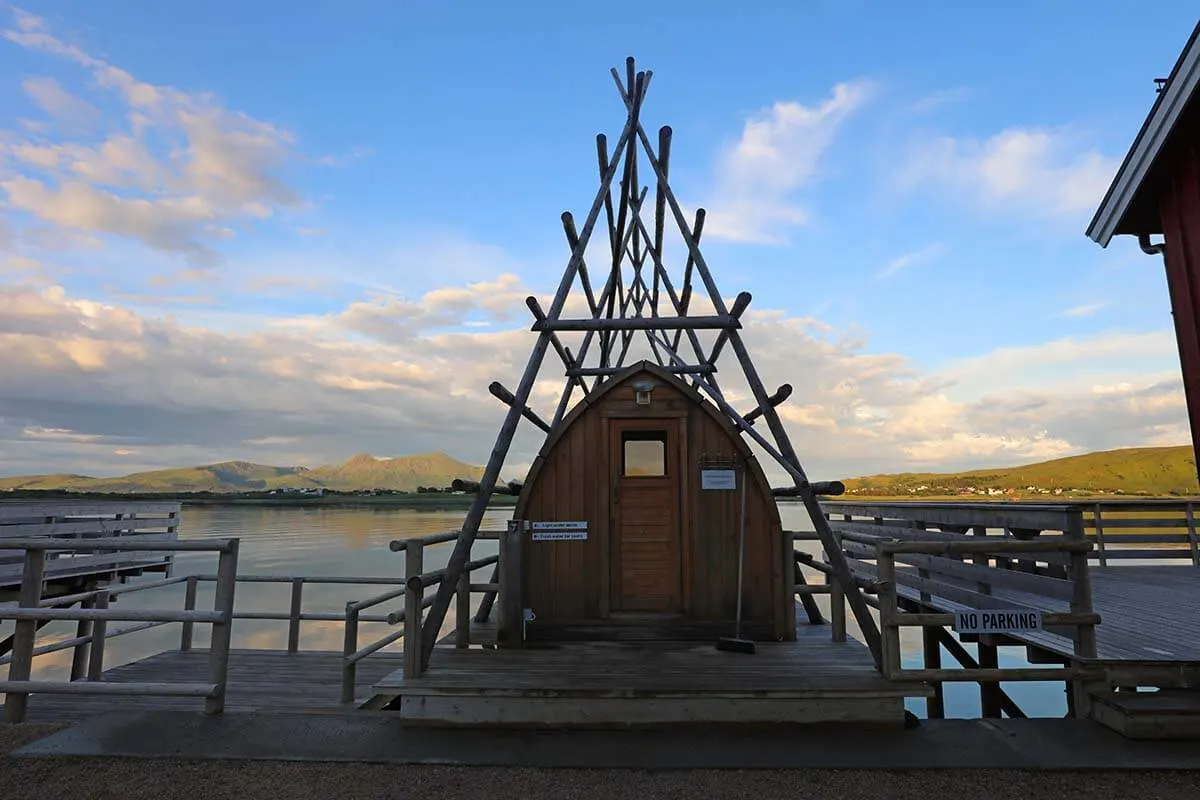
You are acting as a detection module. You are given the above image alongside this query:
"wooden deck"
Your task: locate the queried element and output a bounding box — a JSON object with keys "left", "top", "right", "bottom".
{"left": 13, "top": 650, "right": 404, "bottom": 724}
{"left": 375, "top": 627, "right": 931, "bottom": 728}
{"left": 897, "top": 564, "right": 1200, "bottom": 665}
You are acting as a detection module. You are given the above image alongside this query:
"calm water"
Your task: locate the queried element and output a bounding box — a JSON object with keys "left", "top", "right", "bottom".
{"left": 21, "top": 503, "right": 1067, "bottom": 719}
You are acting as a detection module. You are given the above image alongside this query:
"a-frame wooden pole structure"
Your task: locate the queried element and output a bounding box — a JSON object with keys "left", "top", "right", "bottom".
{"left": 418, "top": 58, "right": 883, "bottom": 672}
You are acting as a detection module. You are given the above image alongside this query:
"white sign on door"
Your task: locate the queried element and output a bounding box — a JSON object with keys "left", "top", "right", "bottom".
{"left": 700, "top": 468, "right": 737, "bottom": 490}
{"left": 530, "top": 520, "right": 588, "bottom": 541}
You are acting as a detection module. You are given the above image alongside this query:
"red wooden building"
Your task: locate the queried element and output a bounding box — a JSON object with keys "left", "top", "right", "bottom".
{"left": 1088, "top": 20, "right": 1200, "bottom": 485}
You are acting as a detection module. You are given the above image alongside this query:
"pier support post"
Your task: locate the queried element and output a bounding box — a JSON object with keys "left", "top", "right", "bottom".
{"left": 69, "top": 593, "right": 95, "bottom": 681}
{"left": 978, "top": 640, "right": 1003, "bottom": 718}
{"left": 341, "top": 603, "right": 359, "bottom": 704}
{"left": 922, "top": 627, "right": 945, "bottom": 719}
{"left": 86, "top": 590, "right": 109, "bottom": 682}
{"left": 180, "top": 575, "right": 198, "bottom": 651}
{"left": 205, "top": 539, "right": 239, "bottom": 715}
{"left": 5, "top": 550, "right": 45, "bottom": 723}
{"left": 404, "top": 542, "right": 425, "bottom": 679}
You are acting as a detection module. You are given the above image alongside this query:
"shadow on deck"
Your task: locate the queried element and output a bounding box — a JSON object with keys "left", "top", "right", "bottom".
{"left": 14, "top": 650, "right": 403, "bottom": 723}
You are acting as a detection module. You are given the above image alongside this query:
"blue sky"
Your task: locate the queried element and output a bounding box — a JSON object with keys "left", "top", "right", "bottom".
{"left": 0, "top": 1, "right": 1196, "bottom": 480}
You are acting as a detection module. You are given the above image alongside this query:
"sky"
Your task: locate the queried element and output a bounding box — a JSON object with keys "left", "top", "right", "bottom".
{"left": 0, "top": 1, "right": 1197, "bottom": 484}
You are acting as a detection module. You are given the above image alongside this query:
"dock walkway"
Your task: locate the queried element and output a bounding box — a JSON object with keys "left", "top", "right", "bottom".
{"left": 895, "top": 564, "right": 1200, "bottom": 665}
{"left": 18, "top": 650, "right": 403, "bottom": 724}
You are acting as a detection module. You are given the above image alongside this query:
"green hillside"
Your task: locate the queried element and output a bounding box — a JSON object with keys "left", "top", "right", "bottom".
{"left": 843, "top": 445, "right": 1198, "bottom": 498}
{"left": 0, "top": 452, "right": 487, "bottom": 494}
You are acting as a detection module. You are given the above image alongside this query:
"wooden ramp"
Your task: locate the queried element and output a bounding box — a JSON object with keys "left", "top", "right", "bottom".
{"left": 374, "top": 628, "right": 930, "bottom": 728}
{"left": 13, "top": 650, "right": 404, "bottom": 723}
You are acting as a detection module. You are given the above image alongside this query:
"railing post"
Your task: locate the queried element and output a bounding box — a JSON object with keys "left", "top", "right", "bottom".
{"left": 1186, "top": 501, "right": 1199, "bottom": 567}
{"left": 5, "top": 549, "right": 46, "bottom": 723}
{"left": 87, "top": 590, "right": 109, "bottom": 682}
{"left": 205, "top": 539, "right": 239, "bottom": 715}
{"left": 499, "top": 520, "right": 525, "bottom": 649}
{"left": 876, "top": 548, "right": 899, "bottom": 679}
{"left": 456, "top": 569, "right": 471, "bottom": 648}
{"left": 180, "top": 575, "right": 198, "bottom": 651}
{"left": 1066, "top": 510, "right": 1098, "bottom": 719}
{"left": 403, "top": 542, "right": 425, "bottom": 679}
{"left": 922, "top": 626, "right": 945, "bottom": 718}
{"left": 288, "top": 578, "right": 304, "bottom": 653}
{"left": 1092, "top": 503, "right": 1108, "bottom": 567}
{"left": 827, "top": 567, "right": 846, "bottom": 643}
{"left": 341, "top": 602, "right": 359, "bottom": 704}
{"left": 69, "top": 593, "right": 96, "bottom": 681}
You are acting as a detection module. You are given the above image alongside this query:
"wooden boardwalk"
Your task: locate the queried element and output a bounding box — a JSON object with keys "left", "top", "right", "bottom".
{"left": 15, "top": 650, "right": 404, "bottom": 724}
{"left": 375, "top": 627, "right": 931, "bottom": 727}
{"left": 896, "top": 564, "right": 1200, "bottom": 664}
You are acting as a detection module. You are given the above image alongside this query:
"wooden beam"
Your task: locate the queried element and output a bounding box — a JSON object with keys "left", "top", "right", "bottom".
{"left": 417, "top": 73, "right": 642, "bottom": 672}
{"left": 610, "top": 71, "right": 884, "bottom": 667}
{"left": 742, "top": 383, "right": 792, "bottom": 427}
{"left": 652, "top": 125, "right": 670, "bottom": 316}
{"left": 535, "top": 315, "right": 737, "bottom": 332}
{"left": 561, "top": 212, "right": 598, "bottom": 316}
{"left": 671, "top": 207, "right": 706, "bottom": 354}
{"left": 567, "top": 364, "right": 715, "bottom": 377}
{"left": 489, "top": 381, "right": 552, "bottom": 435}
{"left": 932, "top": 626, "right": 1027, "bottom": 719}
{"left": 525, "top": 297, "right": 588, "bottom": 399}
{"left": 707, "top": 291, "right": 752, "bottom": 365}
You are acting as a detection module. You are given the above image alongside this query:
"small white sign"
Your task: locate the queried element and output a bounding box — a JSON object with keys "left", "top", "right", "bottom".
{"left": 701, "top": 468, "right": 737, "bottom": 491}
{"left": 953, "top": 609, "right": 1043, "bottom": 635}
{"left": 531, "top": 530, "right": 588, "bottom": 541}
{"left": 530, "top": 520, "right": 588, "bottom": 541}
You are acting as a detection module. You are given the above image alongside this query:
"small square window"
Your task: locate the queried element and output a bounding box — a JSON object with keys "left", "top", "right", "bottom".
{"left": 623, "top": 430, "right": 666, "bottom": 476}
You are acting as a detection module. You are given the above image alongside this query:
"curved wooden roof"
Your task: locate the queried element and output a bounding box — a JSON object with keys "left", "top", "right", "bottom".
{"left": 515, "top": 360, "right": 776, "bottom": 510}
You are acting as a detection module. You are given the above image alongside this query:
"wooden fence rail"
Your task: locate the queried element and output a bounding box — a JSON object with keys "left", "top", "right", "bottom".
{"left": 1, "top": 537, "right": 239, "bottom": 723}
{"left": 385, "top": 529, "right": 505, "bottom": 681}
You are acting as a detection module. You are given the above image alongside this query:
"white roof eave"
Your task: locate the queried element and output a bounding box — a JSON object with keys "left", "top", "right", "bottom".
{"left": 1087, "top": 25, "right": 1200, "bottom": 248}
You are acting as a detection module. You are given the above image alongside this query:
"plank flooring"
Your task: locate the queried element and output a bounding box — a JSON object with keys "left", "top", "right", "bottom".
{"left": 896, "top": 564, "right": 1200, "bottom": 664}
{"left": 377, "top": 626, "right": 928, "bottom": 698}
{"left": 14, "top": 649, "right": 404, "bottom": 723}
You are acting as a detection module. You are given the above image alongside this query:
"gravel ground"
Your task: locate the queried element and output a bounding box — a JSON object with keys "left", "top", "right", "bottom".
{"left": 3, "top": 723, "right": 1199, "bottom": 800}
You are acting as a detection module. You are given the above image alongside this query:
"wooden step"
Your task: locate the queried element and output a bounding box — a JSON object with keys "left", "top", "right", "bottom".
{"left": 1090, "top": 690, "right": 1200, "bottom": 739}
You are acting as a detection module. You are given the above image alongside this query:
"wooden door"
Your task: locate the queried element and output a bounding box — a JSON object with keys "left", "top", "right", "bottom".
{"left": 610, "top": 418, "right": 683, "bottom": 613}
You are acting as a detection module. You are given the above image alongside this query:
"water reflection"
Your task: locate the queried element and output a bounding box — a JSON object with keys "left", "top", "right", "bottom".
{"left": 14, "top": 503, "right": 1066, "bottom": 719}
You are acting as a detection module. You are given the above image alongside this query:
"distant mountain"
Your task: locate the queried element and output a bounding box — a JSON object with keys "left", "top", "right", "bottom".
{"left": 842, "top": 445, "right": 1198, "bottom": 498}
{"left": 0, "top": 452, "right": 488, "bottom": 494}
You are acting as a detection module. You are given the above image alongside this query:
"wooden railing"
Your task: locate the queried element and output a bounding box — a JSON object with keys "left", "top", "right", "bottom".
{"left": 789, "top": 531, "right": 845, "bottom": 642}
{"left": 0, "top": 501, "right": 180, "bottom": 590}
{"left": 1081, "top": 500, "right": 1200, "bottom": 566}
{"left": 387, "top": 528, "right": 505, "bottom": 680}
{"left": 0, "top": 537, "right": 238, "bottom": 723}
{"left": 812, "top": 501, "right": 1105, "bottom": 717}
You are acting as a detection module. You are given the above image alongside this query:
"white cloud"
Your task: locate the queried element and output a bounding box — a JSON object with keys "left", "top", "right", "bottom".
{"left": 875, "top": 243, "right": 947, "bottom": 280}
{"left": 910, "top": 87, "right": 973, "bottom": 114}
{"left": 0, "top": 277, "right": 1186, "bottom": 481}
{"left": 701, "top": 80, "right": 873, "bottom": 244}
{"left": 21, "top": 76, "right": 99, "bottom": 130}
{"left": 900, "top": 126, "right": 1118, "bottom": 219}
{"left": 1059, "top": 302, "right": 1106, "bottom": 318}
{"left": 1, "top": 10, "right": 300, "bottom": 264}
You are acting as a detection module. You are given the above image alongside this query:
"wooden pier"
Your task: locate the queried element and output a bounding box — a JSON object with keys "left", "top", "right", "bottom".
{"left": 1, "top": 498, "right": 1199, "bottom": 739}
{"left": 819, "top": 500, "right": 1200, "bottom": 739}
{"left": 373, "top": 628, "right": 929, "bottom": 728}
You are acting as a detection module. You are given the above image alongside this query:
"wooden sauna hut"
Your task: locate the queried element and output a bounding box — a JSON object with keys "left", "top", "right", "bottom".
{"left": 514, "top": 360, "right": 792, "bottom": 642}
{"left": 378, "top": 58, "right": 903, "bottom": 726}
